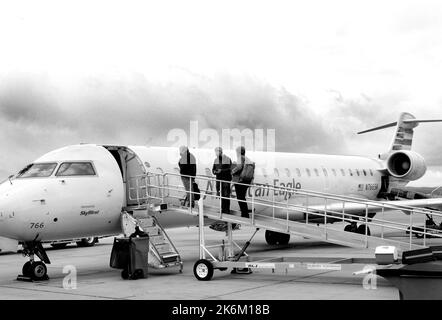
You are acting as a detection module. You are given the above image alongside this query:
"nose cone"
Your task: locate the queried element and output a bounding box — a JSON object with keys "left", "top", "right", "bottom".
{"left": 0, "top": 179, "right": 33, "bottom": 240}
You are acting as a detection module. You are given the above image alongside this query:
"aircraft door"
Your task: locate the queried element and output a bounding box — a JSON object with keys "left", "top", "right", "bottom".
{"left": 125, "top": 153, "right": 147, "bottom": 206}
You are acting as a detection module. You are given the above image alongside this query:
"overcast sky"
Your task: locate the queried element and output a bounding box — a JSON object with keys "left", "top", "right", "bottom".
{"left": 1, "top": 0, "right": 442, "bottom": 186}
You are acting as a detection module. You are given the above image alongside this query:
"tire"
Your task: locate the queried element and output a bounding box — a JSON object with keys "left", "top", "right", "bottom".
{"left": 76, "top": 237, "right": 97, "bottom": 247}
{"left": 415, "top": 233, "right": 424, "bottom": 239}
{"left": 265, "top": 230, "right": 290, "bottom": 245}
{"left": 276, "top": 233, "right": 290, "bottom": 245}
{"left": 265, "top": 230, "right": 277, "bottom": 245}
{"left": 130, "top": 269, "right": 144, "bottom": 280}
{"left": 121, "top": 269, "right": 129, "bottom": 280}
{"left": 30, "top": 261, "right": 47, "bottom": 281}
{"left": 193, "top": 259, "right": 214, "bottom": 281}
{"left": 50, "top": 242, "right": 68, "bottom": 249}
{"left": 357, "top": 224, "right": 371, "bottom": 236}
{"left": 22, "top": 261, "right": 33, "bottom": 277}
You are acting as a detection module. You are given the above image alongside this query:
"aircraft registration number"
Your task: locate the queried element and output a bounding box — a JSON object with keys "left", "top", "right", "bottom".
{"left": 365, "top": 184, "right": 379, "bottom": 191}
{"left": 30, "top": 222, "right": 45, "bottom": 229}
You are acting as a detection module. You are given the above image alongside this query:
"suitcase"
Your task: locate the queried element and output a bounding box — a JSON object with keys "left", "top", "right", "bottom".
{"left": 110, "top": 238, "right": 131, "bottom": 269}
{"left": 127, "top": 236, "right": 149, "bottom": 279}
{"left": 110, "top": 236, "right": 149, "bottom": 280}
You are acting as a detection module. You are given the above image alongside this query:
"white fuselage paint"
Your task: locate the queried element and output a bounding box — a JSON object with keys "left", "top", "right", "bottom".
{"left": 0, "top": 144, "right": 385, "bottom": 242}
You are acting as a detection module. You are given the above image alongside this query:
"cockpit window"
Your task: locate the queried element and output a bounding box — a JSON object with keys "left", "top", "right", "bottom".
{"left": 17, "top": 163, "right": 58, "bottom": 178}
{"left": 56, "top": 162, "right": 96, "bottom": 176}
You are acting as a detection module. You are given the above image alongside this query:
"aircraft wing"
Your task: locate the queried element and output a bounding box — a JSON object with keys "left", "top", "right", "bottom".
{"left": 303, "top": 198, "right": 442, "bottom": 217}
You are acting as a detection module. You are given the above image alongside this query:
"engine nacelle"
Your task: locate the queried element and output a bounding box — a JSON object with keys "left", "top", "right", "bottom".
{"left": 386, "top": 150, "right": 426, "bottom": 181}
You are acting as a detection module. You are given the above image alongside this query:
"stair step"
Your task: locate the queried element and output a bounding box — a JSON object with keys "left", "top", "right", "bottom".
{"left": 133, "top": 209, "right": 149, "bottom": 219}
{"left": 141, "top": 226, "right": 160, "bottom": 236}
{"left": 150, "top": 237, "right": 167, "bottom": 245}
{"left": 161, "top": 252, "right": 180, "bottom": 264}
{"left": 138, "top": 219, "right": 155, "bottom": 228}
{"left": 162, "top": 252, "right": 179, "bottom": 258}
{"left": 155, "top": 243, "right": 172, "bottom": 253}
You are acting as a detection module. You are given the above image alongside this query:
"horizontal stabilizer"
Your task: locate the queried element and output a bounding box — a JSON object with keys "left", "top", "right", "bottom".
{"left": 357, "top": 121, "right": 397, "bottom": 134}
{"left": 358, "top": 118, "right": 442, "bottom": 135}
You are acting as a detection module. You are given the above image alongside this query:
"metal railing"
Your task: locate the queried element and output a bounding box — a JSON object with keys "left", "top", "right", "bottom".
{"left": 128, "top": 171, "right": 442, "bottom": 250}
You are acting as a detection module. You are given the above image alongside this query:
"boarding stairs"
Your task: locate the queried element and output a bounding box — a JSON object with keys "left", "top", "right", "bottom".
{"left": 128, "top": 172, "right": 442, "bottom": 256}
{"left": 121, "top": 209, "right": 183, "bottom": 271}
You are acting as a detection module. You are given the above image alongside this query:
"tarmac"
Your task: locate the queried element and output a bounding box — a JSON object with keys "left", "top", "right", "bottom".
{"left": 3, "top": 221, "right": 431, "bottom": 300}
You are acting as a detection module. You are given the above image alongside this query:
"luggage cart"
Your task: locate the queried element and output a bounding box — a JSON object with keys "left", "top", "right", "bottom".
{"left": 192, "top": 198, "right": 344, "bottom": 281}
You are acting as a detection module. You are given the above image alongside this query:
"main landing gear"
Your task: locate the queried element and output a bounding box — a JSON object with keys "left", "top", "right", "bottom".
{"left": 265, "top": 230, "right": 291, "bottom": 245}
{"left": 18, "top": 241, "right": 51, "bottom": 281}
{"left": 344, "top": 222, "right": 371, "bottom": 236}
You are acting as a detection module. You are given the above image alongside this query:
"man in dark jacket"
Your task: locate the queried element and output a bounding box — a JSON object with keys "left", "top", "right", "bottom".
{"left": 178, "top": 146, "right": 197, "bottom": 207}
{"left": 212, "top": 147, "right": 232, "bottom": 214}
{"left": 231, "top": 146, "right": 251, "bottom": 218}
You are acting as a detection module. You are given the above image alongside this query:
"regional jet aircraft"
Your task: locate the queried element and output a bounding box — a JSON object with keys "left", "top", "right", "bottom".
{"left": 1, "top": 112, "right": 442, "bottom": 280}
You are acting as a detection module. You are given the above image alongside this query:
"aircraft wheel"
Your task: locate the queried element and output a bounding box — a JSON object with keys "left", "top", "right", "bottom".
{"left": 265, "top": 230, "right": 277, "bottom": 245}
{"left": 357, "top": 224, "right": 371, "bottom": 236}
{"left": 344, "top": 224, "right": 358, "bottom": 233}
{"left": 50, "top": 243, "right": 68, "bottom": 249}
{"left": 76, "top": 237, "right": 97, "bottom": 247}
{"left": 22, "top": 261, "right": 33, "bottom": 277}
{"left": 265, "top": 230, "right": 290, "bottom": 245}
{"left": 193, "top": 259, "right": 214, "bottom": 281}
{"left": 30, "top": 261, "right": 48, "bottom": 281}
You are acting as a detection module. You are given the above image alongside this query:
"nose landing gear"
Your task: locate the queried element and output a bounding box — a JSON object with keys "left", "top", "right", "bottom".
{"left": 18, "top": 241, "right": 50, "bottom": 281}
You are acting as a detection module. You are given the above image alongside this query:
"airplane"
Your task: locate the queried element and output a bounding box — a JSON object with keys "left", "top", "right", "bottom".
{"left": 1, "top": 111, "right": 442, "bottom": 281}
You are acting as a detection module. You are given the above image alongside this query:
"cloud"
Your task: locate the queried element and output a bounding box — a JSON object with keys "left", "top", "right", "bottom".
{"left": 325, "top": 90, "right": 442, "bottom": 166}
{"left": 0, "top": 71, "right": 347, "bottom": 179}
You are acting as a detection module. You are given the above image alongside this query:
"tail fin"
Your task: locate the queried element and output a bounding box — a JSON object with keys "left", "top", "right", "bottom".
{"left": 358, "top": 112, "right": 442, "bottom": 153}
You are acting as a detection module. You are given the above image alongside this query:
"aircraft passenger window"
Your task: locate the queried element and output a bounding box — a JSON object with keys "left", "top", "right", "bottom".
{"left": 356, "top": 169, "right": 360, "bottom": 176}
{"left": 349, "top": 169, "right": 353, "bottom": 176}
{"left": 56, "top": 162, "right": 96, "bottom": 176}
{"left": 296, "top": 168, "right": 301, "bottom": 177}
{"left": 332, "top": 169, "right": 337, "bottom": 176}
{"left": 305, "top": 168, "right": 311, "bottom": 177}
{"left": 370, "top": 169, "right": 374, "bottom": 176}
{"left": 363, "top": 169, "right": 367, "bottom": 176}
{"left": 340, "top": 169, "right": 345, "bottom": 176}
{"left": 17, "top": 163, "right": 58, "bottom": 178}
{"left": 261, "top": 168, "right": 268, "bottom": 178}
{"left": 322, "top": 168, "right": 328, "bottom": 177}
{"left": 285, "top": 168, "right": 291, "bottom": 177}
{"left": 314, "top": 168, "right": 319, "bottom": 177}
{"left": 274, "top": 168, "right": 279, "bottom": 177}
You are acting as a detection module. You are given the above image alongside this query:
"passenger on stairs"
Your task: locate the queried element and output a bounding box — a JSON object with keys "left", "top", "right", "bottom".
{"left": 232, "top": 146, "right": 254, "bottom": 218}
{"left": 178, "top": 146, "right": 197, "bottom": 207}
{"left": 212, "top": 147, "right": 232, "bottom": 214}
